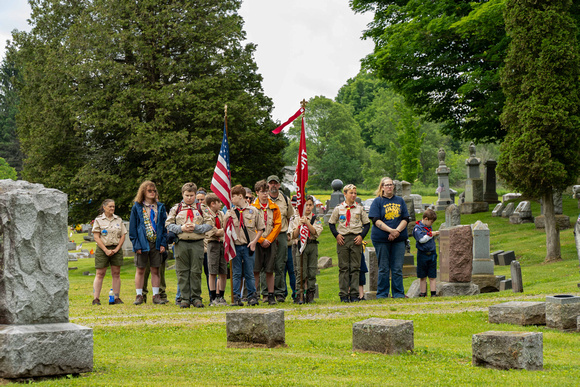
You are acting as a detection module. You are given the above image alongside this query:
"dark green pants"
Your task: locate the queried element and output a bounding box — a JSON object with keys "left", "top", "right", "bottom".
{"left": 175, "top": 240, "right": 204, "bottom": 302}
{"left": 295, "top": 242, "right": 318, "bottom": 292}
{"left": 337, "top": 234, "right": 362, "bottom": 298}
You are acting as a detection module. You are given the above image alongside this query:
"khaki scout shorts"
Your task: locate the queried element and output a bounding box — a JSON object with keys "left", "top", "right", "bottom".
{"left": 95, "top": 245, "right": 123, "bottom": 269}
{"left": 134, "top": 241, "right": 162, "bottom": 268}
{"left": 207, "top": 240, "right": 227, "bottom": 275}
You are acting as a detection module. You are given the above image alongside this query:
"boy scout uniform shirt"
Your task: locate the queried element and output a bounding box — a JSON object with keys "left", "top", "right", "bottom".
{"left": 252, "top": 198, "right": 281, "bottom": 244}
{"left": 203, "top": 206, "right": 225, "bottom": 242}
{"left": 92, "top": 213, "right": 127, "bottom": 246}
{"left": 166, "top": 202, "right": 209, "bottom": 241}
{"left": 270, "top": 193, "right": 294, "bottom": 233}
{"left": 288, "top": 213, "right": 323, "bottom": 242}
{"left": 225, "top": 205, "right": 265, "bottom": 245}
{"left": 329, "top": 202, "right": 370, "bottom": 235}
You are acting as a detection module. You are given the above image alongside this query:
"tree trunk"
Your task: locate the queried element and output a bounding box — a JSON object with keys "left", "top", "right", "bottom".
{"left": 543, "top": 192, "right": 562, "bottom": 263}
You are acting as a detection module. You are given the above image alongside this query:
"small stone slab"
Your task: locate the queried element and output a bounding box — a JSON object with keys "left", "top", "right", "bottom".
{"left": 488, "top": 302, "right": 546, "bottom": 326}
{"left": 511, "top": 260, "right": 523, "bottom": 293}
{"left": 472, "top": 331, "right": 543, "bottom": 370}
{"left": 352, "top": 318, "right": 413, "bottom": 355}
{"left": 0, "top": 323, "right": 93, "bottom": 378}
{"left": 318, "top": 256, "right": 332, "bottom": 269}
{"left": 490, "top": 250, "right": 505, "bottom": 265}
{"left": 546, "top": 295, "right": 580, "bottom": 331}
{"left": 471, "top": 274, "right": 500, "bottom": 293}
{"left": 406, "top": 279, "right": 421, "bottom": 298}
{"left": 497, "top": 251, "right": 515, "bottom": 266}
{"left": 226, "top": 309, "right": 285, "bottom": 348}
{"left": 500, "top": 279, "right": 512, "bottom": 291}
{"left": 436, "top": 281, "right": 479, "bottom": 297}
{"left": 491, "top": 202, "right": 505, "bottom": 217}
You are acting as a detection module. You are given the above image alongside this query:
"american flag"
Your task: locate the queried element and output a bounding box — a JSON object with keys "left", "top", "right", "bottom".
{"left": 210, "top": 124, "right": 237, "bottom": 262}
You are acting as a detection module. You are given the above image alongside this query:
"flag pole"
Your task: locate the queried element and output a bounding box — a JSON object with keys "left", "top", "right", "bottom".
{"left": 224, "top": 104, "right": 235, "bottom": 305}
{"left": 298, "top": 98, "right": 307, "bottom": 304}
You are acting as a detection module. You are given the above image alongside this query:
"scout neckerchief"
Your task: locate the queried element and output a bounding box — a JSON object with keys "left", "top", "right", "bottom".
{"left": 186, "top": 203, "right": 195, "bottom": 223}
{"left": 416, "top": 220, "right": 432, "bottom": 237}
{"left": 215, "top": 212, "right": 221, "bottom": 229}
{"left": 260, "top": 201, "right": 268, "bottom": 225}
{"left": 234, "top": 207, "right": 251, "bottom": 244}
{"left": 344, "top": 202, "right": 355, "bottom": 227}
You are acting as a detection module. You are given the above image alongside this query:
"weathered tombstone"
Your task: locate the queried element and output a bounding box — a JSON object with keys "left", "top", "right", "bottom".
{"left": 500, "top": 279, "right": 512, "bottom": 291}
{"left": 501, "top": 202, "right": 515, "bottom": 218}
{"left": 535, "top": 192, "right": 570, "bottom": 229}
{"left": 0, "top": 180, "right": 93, "bottom": 379}
{"left": 440, "top": 204, "right": 460, "bottom": 230}
{"left": 439, "top": 225, "right": 473, "bottom": 283}
{"left": 352, "top": 318, "right": 414, "bottom": 355}
{"left": 461, "top": 142, "right": 489, "bottom": 214}
{"left": 471, "top": 221, "right": 499, "bottom": 293}
{"left": 406, "top": 279, "right": 422, "bottom": 298}
{"left": 491, "top": 202, "right": 505, "bottom": 217}
{"left": 575, "top": 215, "right": 580, "bottom": 266}
{"left": 472, "top": 331, "right": 543, "bottom": 370}
{"left": 497, "top": 250, "right": 515, "bottom": 266}
{"left": 67, "top": 241, "right": 77, "bottom": 251}
{"left": 437, "top": 282, "right": 479, "bottom": 296}
{"left": 490, "top": 250, "right": 505, "bottom": 265}
{"left": 121, "top": 220, "right": 134, "bottom": 257}
{"left": 483, "top": 159, "right": 500, "bottom": 204}
{"left": 404, "top": 196, "right": 416, "bottom": 236}
{"left": 401, "top": 180, "right": 412, "bottom": 198}
{"left": 410, "top": 194, "right": 423, "bottom": 214}
{"left": 226, "top": 309, "right": 286, "bottom": 348}
{"left": 545, "top": 295, "right": 580, "bottom": 331}
{"left": 573, "top": 185, "right": 580, "bottom": 208}
{"left": 364, "top": 247, "right": 378, "bottom": 300}
{"left": 502, "top": 193, "right": 522, "bottom": 202}
{"left": 510, "top": 260, "right": 523, "bottom": 293}
{"left": 488, "top": 301, "right": 546, "bottom": 326}
{"left": 323, "top": 179, "right": 345, "bottom": 223}
{"left": 318, "top": 256, "right": 332, "bottom": 269}
{"left": 434, "top": 148, "right": 453, "bottom": 211}
{"left": 509, "top": 201, "right": 533, "bottom": 224}
{"left": 450, "top": 188, "right": 457, "bottom": 204}
{"left": 393, "top": 180, "right": 403, "bottom": 197}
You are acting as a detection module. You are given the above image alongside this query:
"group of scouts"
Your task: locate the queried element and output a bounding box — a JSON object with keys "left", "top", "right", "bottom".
{"left": 90, "top": 175, "right": 440, "bottom": 307}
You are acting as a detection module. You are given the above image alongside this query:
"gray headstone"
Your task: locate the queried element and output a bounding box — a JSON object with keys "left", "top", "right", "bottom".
{"left": 317, "top": 256, "right": 332, "bottom": 269}
{"left": 434, "top": 149, "right": 452, "bottom": 211}
{"left": 501, "top": 202, "right": 515, "bottom": 218}
{"left": 401, "top": 180, "right": 412, "bottom": 198}
{"left": 510, "top": 261, "right": 523, "bottom": 293}
{"left": 0, "top": 180, "right": 93, "bottom": 378}
{"left": 498, "top": 251, "right": 515, "bottom": 266}
{"left": 545, "top": 295, "right": 580, "bottom": 331}
{"left": 576, "top": 216, "right": 580, "bottom": 266}
{"left": 472, "top": 331, "right": 543, "bottom": 370}
{"left": 491, "top": 250, "right": 505, "bottom": 265}
{"left": 437, "top": 281, "right": 480, "bottom": 297}
{"left": 365, "top": 247, "right": 378, "bottom": 293}
{"left": 226, "top": 309, "right": 286, "bottom": 348}
{"left": 352, "top": 318, "right": 414, "bottom": 355}
{"left": 464, "top": 179, "right": 484, "bottom": 203}
{"left": 491, "top": 202, "right": 505, "bottom": 217}
{"left": 502, "top": 193, "right": 522, "bottom": 202}
{"left": 483, "top": 159, "right": 499, "bottom": 203}
{"left": 393, "top": 180, "right": 403, "bottom": 197}
{"left": 500, "top": 279, "right": 512, "bottom": 291}
{"left": 465, "top": 142, "right": 481, "bottom": 179}
{"left": 410, "top": 194, "right": 423, "bottom": 214}
{"left": 443, "top": 204, "right": 461, "bottom": 229}
{"left": 488, "top": 301, "right": 546, "bottom": 326}
{"left": 439, "top": 225, "right": 473, "bottom": 283}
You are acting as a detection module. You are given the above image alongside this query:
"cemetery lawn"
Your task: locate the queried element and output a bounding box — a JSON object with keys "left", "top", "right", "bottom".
{"left": 10, "top": 198, "right": 580, "bottom": 386}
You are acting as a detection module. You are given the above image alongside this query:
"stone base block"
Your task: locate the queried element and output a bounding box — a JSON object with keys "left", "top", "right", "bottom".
{"left": 472, "top": 331, "right": 543, "bottom": 370}
{"left": 488, "top": 302, "right": 546, "bottom": 326}
{"left": 500, "top": 279, "right": 512, "bottom": 291}
{"left": 0, "top": 323, "right": 93, "bottom": 378}
{"left": 402, "top": 265, "right": 417, "bottom": 277}
{"left": 460, "top": 202, "right": 489, "bottom": 214}
{"left": 546, "top": 295, "right": 580, "bottom": 331}
{"left": 471, "top": 274, "right": 500, "bottom": 293}
{"left": 406, "top": 279, "right": 421, "bottom": 298}
{"left": 472, "top": 259, "right": 495, "bottom": 276}
{"left": 403, "top": 253, "right": 414, "bottom": 266}
{"left": 534, "top": 214, "right": 571, "bottom": 230}
{"left": 318, "top": 256, "right": 332, "bottom": 269}
{"left": 437, "top": 282, "right": 480, "bottom": 297}
{"left": 364, "top": 291, "right": 377, "bottom": 300}
{"left": 509, "top": 214, "right": 534, "bottom": 224}
{"left": 226, "top": 309, "right": 285, "bottom": 348}
{"left": 352, "top": 318, "right": 413, "bottom": 355}
{"left": 497, "top": 251, "right": 515, "bottom": 266}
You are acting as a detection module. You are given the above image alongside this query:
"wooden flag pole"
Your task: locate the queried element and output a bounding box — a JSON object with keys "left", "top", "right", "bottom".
{"left": 224, "top": 104, "right": 235, "bottom": 305}
{"left": 298, "top": 98, "right": 307, "bottom": 304}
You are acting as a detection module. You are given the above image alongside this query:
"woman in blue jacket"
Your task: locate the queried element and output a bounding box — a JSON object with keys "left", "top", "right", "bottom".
{"left": 129, "top": 180, "right": 168, "bottom": 305}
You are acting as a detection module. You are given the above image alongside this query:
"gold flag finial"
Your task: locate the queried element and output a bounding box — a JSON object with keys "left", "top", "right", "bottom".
{"left": 224, "top": 104, "right": 228, "bottom": 116}
{"left": 300, "top": 99, "right": 307, "bottom": 109}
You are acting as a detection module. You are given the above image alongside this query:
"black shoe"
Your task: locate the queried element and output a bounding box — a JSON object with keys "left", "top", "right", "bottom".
{"left": 350, "top": 296, "right": 360, "bottom": 302}
{"left": 248, "top": 296, "right": 259, "bottom": 306}
{"left": 143, "top": 294, "right": 147, "bottom": 304}
{"left": 175, "top": 297, "right": 182, "bottom": 306}
{"left": 340, "top": 296, "right": 350, "bottom": 303}
{"left": 307, "top": 290, "right": 315, "bottom": 303}
{"left": 419, "top": 293, "right": 427, "bottom": 298}
{"left": 92, "top": 298, "right": 101, "bottom": 306}
{"left": 294, "top": 296, "right": 303, "bottom": 305}
{"left": 276, "top": 295, "right": 286, "bottom": 303}
{"left": 268, "top": 294, "right": 277, "bottom": 305}
{"left": 232, "top": 296, "right": 244, "bottom": 306}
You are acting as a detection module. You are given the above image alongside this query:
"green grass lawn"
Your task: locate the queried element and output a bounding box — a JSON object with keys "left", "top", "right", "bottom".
{"left": 9, "top": 197, "right": 580, "bottom": 386}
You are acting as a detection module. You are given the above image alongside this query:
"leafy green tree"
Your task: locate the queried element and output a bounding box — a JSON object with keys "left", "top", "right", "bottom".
{"left": 0, "top": 44, "right": 23, "bottom": 176}
{"left": 284, "top": 96, "right": 366, "bottom": 189}
{"left": 498, "top": 0, "right": 580, "bottom": 262}
{"left": 0, "top": 157, "right": 17, "bottom": 180}
{"left": 13, "top": 0, "right": 284, "bottom": 222}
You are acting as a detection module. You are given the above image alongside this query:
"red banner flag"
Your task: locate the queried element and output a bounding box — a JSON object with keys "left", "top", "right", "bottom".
{"left": 294, "top": 115, "right": 309, "bottom": 253}
{"left": 272, "top": 107, "right": 304, "bottom": 134}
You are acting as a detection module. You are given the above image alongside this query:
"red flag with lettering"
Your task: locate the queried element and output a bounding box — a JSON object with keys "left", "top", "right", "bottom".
{"left": 295, "top": 115, "right": 309, "bottom": 253}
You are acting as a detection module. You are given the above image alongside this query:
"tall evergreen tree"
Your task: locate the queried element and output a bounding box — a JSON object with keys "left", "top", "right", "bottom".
{"left": 13, "top": 0, "right": 284, "bottom": 222}
{"left": 498, "top": 0, "right": 580, "bottom": 262}
{"left": 0, "top": 44, "right": 23, "bottom": 175}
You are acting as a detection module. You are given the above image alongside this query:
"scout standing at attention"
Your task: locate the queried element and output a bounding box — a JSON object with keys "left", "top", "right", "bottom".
{"left": 328, "top": 184, "right": 370, "bottom": 303}
{"left": 204, "top": 193, "right": 228, "bottom": 306}
{"left": 252, "top": 179, "right": 282, "bottom": 305}
{"left": 129, "top": 180, "right": 168, "bottom": 305}
{"left": 289, "top": 195, "right": 323, "bottom": 303}
{"left": 412, "top": 209, "right": 439, "bottom": 297}
{"left": 166, "top": 182, "right": 213, "bottom": 308}
{"left": 224, "top": 184, "right": 265, "bottom": 306}
{"left": 92, "top": 199, "right": 127, "bottom": 305}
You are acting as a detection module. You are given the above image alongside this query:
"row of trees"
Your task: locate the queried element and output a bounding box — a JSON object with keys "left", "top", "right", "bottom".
{"left": 2, "top": 0, "right": 285, "bottom": 221}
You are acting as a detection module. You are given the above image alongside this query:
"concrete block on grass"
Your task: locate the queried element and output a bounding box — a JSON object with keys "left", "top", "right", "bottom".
{"left": 488, "top": 301, "right": 546, "bottom": 326}
{"left": 226, "top": 309, "right": 285, "bottom": 348}
{"left": 352, "top": 318, "right": 413, "bottom": 355}
{"left": 472, "top": 331, "right": 543, "bottom": 371}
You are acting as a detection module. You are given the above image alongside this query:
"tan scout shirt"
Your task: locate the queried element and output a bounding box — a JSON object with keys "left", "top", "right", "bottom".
{"left": 166, "top": 202, "right": 209, "bottom": 241}
{"left": 92, "top": 213, "right": 127, "bottom": 246}
{"left": 269, "top": 193, "right": 294, "bottom": 233}
{"left": 203, "top": 206, "right": 225, "bottom": 243}
{"left": 288, "top": 213, "right": 323, "bottom": 242}
{"left": 224, "top": 204, "right": 265, "bottom": 245}
{"left": 329, "top": 201, "right": 370, "bottom": 235}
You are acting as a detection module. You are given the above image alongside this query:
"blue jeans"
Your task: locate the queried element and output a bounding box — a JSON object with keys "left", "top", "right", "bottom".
{"left": 375, "top": 241, "right": 405, "bottom": 298}
{"left": 233, "top": 245, "right": 256, "bottom": 298}
{"left": 284, "top": 246, "right": 297, "bottom": 298}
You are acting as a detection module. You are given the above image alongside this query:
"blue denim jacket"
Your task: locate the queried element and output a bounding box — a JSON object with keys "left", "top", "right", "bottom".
{"left": 129, "top": 201, "right": 167, "bottom": 252}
